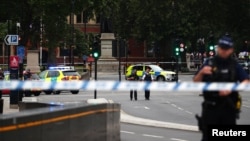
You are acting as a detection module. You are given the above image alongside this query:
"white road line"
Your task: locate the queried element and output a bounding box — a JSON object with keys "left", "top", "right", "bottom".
{"left": 170, "top": 138, "right": 188, "bottom": 141}
{"left": 142, "top": 134, "right": 164, "bottom": 138}
{"left": 120, "top": 130, "right": 135, "bottom": 134}
{"left": 185, "top": 111, "right": 193, "bottom": 114}
{"left": 242, "top": 105, "right": 250, "bottom": 108}
{"left": 171, "top": 104, "right": 177, "bottom": 107}
{"left": 134, "top": 106, "right": 150, "bottom": 110}
{"left": 178, "top": 107, "right": 183, "bottom": 110}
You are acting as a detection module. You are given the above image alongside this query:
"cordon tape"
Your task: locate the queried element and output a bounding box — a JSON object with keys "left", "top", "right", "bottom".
{"left": 0, "top": 80, "right": 250, "bottom": 92}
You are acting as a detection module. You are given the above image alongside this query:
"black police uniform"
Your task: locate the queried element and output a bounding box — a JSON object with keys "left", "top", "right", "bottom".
{"left": 196, "top": 55, "right": 249, "bottom": 141}
{"left": 142, "top": 72, "right": 153, "bottom": 100}
{"left": 0, "top": 70, "right": 4, "bottom": 99}
{"left": 127, "top": 70, "right": 138, "bottom": 101}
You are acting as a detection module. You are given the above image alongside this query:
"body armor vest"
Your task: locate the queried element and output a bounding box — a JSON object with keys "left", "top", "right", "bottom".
{"left": 202, "top": 56, "right": 239, "bottom": 107}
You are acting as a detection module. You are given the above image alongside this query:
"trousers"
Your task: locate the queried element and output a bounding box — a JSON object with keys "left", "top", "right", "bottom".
{"left": 130, "top": 89, "right": 137, "bottom": 100}
{"left": 200, "top": 101, "right": 237, "bottom": 141}
{"left": 145, "top": 90, "right": 150, "bottom": 100}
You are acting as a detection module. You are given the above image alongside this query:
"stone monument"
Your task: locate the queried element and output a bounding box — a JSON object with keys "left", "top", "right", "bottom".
{"left": 100, "top": 33, "right": 115, "bottom": 59}
{"left": 97, "top": 33, "right": 119, "bottom": 72}
{"left": 26, "top": 50, "right": 40, "bottom": 73}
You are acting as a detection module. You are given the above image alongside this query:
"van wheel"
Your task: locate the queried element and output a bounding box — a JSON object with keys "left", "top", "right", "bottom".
{"left": 24, "top": 90, "right": 32, "bottom": 97}
{"left": 53, "top": 91, "right": 61, "bottom": 94}
{"left": 44, "top": 90, "right": 52, "bottom": 95}
{"left": 71, "top": 90, "right": 79, "bottom": 94}
{"left": 157, "top": 76, "right": 165, "bottom": 81}
{"left": 33, "top": 91, "right": 41, "bottom": 96}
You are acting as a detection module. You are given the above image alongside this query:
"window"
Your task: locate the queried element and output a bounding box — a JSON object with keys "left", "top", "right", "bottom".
{"left": 133, "top": 66, "right": 143, "bottom": 71}
{"left": 47, "top": 71, "right": 60, "bottom": 78}
{"left": 76, "top": 12, "right": 88, "bottom": 23}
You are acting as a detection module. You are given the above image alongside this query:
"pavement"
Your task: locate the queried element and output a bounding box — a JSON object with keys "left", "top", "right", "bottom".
{"left": 0, "top": 97, "right": 199, "bottom": 132}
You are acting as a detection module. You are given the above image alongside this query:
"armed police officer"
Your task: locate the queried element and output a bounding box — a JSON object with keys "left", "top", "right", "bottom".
{"left": 127, "top": 68, "right": 138, "bottom": 101}
{"left": 193, "top": 35, "right": 249, "bottom": 141}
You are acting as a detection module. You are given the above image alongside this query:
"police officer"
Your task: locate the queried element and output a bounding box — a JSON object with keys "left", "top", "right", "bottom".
{"left": 127, "top": 68, "right": 138, "bottom": 101}
{"left": 24, "top": 68, "right": 31, "bottom": 80}
{"left": 193, "top": 35, "right": 249, "bottom": 141}
{"left": 142, "top": 67, "right": 153, "bottom": 100}
{"left": 0, "top": 68, "right": 4, "bottom": 114}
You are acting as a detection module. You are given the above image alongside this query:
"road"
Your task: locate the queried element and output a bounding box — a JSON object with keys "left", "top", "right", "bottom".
{"left": 121, "top": 123, "right": 201, "bottom": 141}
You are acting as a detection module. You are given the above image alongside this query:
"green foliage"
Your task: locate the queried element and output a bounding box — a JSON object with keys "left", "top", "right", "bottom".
{"left": 1, "top": 0, "right": 250, "bottom": 62}
{"left": 112, "top": 0, "right": 250, "bottom": 53}
{"left": 0, "top": 23, "right": 7, "bottom": 40}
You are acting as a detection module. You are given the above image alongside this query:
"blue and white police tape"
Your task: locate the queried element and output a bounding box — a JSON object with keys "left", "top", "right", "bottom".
{"left": 0, "top": 80, "right": 250, "bottom": 91}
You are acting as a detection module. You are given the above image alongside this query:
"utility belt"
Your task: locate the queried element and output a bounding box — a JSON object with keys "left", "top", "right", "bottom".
{"left": 202, "top": 92, "right": 242, "bottom": 118}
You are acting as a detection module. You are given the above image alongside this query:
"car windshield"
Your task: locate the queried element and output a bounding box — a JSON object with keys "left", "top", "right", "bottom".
{"left": 149, "top": 65, "right": 163, "bottom": 71}
{"left": 62, "top": 71, "right": 80, "bottom": 76}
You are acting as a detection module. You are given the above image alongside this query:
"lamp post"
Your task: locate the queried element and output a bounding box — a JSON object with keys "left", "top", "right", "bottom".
{"left": 7, "top": 20, "right": 10, "bottom": 71}
{"left": 40, "top": 17, "right": 43, "bottom": 67}
{"left": 117, "top": 36, "right": 121, "bottom": 81}
{"left": 69, "top": 0, "right": 75, "bottom": 66}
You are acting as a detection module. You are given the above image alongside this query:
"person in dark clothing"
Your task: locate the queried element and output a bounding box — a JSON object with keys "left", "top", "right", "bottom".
{"left": 24, "top": 69, "right": 31, "bottom": 80}
{"left": 127, "top": 69, "right": 138, "bottom": 101}
{"left": 142, "top": 67, "right": 153, "bottom": 100}
{"left": 193, "top": 35, "right": 249, "bottom": 141}
{"left": 0, "top": 68, "right": 4, "bottom": 99}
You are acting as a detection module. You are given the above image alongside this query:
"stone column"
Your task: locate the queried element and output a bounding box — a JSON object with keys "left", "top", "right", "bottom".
{"left": 26, "top": 50, "right": 40, "bottom": 73}
{"left": 100, "top": 33, "right": 115, "bottom": 59}
{"left": 97, "top": 33, "right": 119, "bottom": 72}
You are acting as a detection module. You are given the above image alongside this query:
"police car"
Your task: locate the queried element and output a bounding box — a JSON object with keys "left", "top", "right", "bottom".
{"left": 125, "top": 64, "right": 176, "bottom": 81}
{"left": 2, "top": 71, "right": 42, "bottom": 96}
{"left": 38, "top": 66, "right": 81, "bottom": 94}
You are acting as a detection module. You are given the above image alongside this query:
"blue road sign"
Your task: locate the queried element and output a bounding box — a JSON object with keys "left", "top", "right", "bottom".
{"left": 17, "top": 45, "right": 25, "bottom": 63}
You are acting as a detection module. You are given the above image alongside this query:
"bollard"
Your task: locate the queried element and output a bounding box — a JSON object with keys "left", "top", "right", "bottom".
{"left": 0, "top": 98, "right": 3, "bottom": 114}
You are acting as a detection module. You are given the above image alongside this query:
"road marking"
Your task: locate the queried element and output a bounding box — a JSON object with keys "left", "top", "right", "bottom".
{"left": 120, "top": 130, "right": 135, "bottom": 134}
{"left": 171, "top": 104, "right": 177, "bottom": 107}
{"left": 142, "top": 134, "right": 164, "bottom": 138}
{"left": 178, "top": 107, "right": 183, "bottom": 110}
{"left": 170, "top": 138, "right": 188, "bottom": 141}
{"left": 134, "top": 106, "right": 150, "bottom": 110}
{"left": 242, "top": 105, "right": 250, "bottom": 108}
{"left": 185, "top": 111, "right": 193, "bottom": 114}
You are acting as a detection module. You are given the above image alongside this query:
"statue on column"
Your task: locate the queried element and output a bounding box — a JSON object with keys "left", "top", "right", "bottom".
{"left": 101, "top": 17, "right": 113, "bottom": 33}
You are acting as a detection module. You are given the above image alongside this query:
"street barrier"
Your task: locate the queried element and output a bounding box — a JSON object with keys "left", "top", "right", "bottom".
{"left": 0, "top": 102, "right": 121, "bottom": 141}
{"left": 0, "top": 80, "right": 249, "bottom": 91}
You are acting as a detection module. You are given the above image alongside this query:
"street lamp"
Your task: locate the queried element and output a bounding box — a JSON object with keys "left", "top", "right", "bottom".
{"left": 40, "top": 17, "right": 43, "bottom": 67}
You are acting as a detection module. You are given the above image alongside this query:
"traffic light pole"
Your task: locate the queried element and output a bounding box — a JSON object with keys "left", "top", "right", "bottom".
{"left": 94, "top": 58, "right": 97, "bottom": 99}
{"left": 175, "top": 56, "right": 179, "bottom": 82}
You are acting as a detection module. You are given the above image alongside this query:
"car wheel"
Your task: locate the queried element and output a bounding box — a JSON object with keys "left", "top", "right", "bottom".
{"left": 71, "top": 90, "right": 79, "bottom": 94}
{"left": 44, "top": 90, "right": 52, "bottom": 95}
{"left": 24, "top": 90, "right": 32, "bottom": 97}
{"left": 33, "top": 91, "right": 41, "bottom": 96}
{"left": 157, "top": 76, "right": 165, "bottom": 81}
{"left": 53, "top": 91, "right": 61, "bottom": 94}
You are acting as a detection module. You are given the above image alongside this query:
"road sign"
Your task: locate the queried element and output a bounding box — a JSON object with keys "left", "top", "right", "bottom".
{"left": 17, "top": 45, "right": 25, "bottom": 63}
{"left": 4, "top": 35, "right": 19, "bottom": 45}
{"left": 87, "top": 56, "right": 94, "bottom": 62}
{"left": 10, "top": 56, "right": 19, "bottom": 68}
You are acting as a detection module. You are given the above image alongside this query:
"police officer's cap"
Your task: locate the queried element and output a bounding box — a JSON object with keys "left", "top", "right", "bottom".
{"left": 218, "top": 35, "right": 234, "bottom": 49}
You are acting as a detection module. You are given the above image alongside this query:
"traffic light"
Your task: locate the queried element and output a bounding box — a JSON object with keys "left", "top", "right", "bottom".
{"left": 208, "top": 34, "right": 215, "bottom": 56}
{"left": 174, "top": 39, "right": 180, "bottom": 56}
{"left": 175, "top": 47, "right": 179, "bottom": 56}
{"left": 93, "top": 51, "right": 99, "bottom": 58}
{"left": 209, "top": 45, "right": 214, "bottom": 51}
{"left": 92, "top": 39, "right": 100, "bottom": 59}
